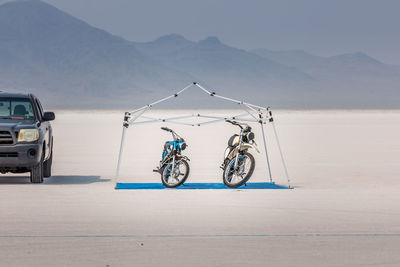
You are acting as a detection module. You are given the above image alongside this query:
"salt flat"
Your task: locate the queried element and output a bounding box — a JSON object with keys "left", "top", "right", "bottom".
{"left": 0, "top": 110, "right": 399, "bottom": 266}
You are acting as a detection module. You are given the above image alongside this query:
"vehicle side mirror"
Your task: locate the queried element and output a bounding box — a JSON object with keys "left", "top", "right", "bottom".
{"left": 43, "top": 112, "right": 55, "bottom": 121}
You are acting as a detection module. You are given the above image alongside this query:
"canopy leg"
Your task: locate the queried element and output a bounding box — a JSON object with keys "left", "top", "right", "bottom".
{"left": 115, "top": 125, "right": 127, "bottom": 185}
{"left": 260, "top": 122, "right": 273, "bottom": 183}
{"left": 271, "top": 121, "right": 291, "bottom": 188}
{"left": 115, "top": 109, "right": 149, "bottom": 187}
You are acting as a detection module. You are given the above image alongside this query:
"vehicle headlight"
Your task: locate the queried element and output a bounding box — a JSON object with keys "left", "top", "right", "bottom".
{"left": 246, "top": 132, "right": 255, "bottom": 141}
{"left": 18, "top": 129, "right": 39, "bottom": 142}
{"left": 181, "top": 142, "right": 187, "bottom": 150}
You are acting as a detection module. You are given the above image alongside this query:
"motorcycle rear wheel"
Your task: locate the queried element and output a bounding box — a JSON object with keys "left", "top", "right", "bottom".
{"left": 223, "top": 152, "right": 255, "bottom": 188}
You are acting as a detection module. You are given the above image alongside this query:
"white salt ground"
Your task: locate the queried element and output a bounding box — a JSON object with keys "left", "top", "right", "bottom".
{"left": 0, "top": 110, "right": 399, "bottom": 266}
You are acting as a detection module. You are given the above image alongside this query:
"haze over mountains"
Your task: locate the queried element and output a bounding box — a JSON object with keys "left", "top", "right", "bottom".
{"left": 0, "top": 0, "right": 398, "bottom": 109}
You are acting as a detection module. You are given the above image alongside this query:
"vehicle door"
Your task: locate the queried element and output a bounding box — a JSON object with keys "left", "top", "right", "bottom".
{"left": 35, "top": 98, "right": 51, "bottom": 159}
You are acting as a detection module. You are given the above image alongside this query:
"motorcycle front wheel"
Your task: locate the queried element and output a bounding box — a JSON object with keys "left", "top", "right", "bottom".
{"left": 223, "top": 152, "right": 255, "bottom": 188}
{"left": 161, "top": 159, "right": 190, "bottom": 188}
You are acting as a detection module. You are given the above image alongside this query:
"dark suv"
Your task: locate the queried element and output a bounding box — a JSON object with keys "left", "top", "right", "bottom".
{"left": 0, "top": 92, "right": 55, "bottom": 183}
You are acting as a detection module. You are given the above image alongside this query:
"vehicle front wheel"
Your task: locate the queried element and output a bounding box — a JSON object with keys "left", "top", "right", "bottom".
{"left": 30, "top": 150, "right": 44, "bottom": 183}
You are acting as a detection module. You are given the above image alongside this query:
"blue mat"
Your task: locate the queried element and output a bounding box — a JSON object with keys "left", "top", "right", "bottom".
{"left": 115, "top": 182, "right": 289, "bottom": 190}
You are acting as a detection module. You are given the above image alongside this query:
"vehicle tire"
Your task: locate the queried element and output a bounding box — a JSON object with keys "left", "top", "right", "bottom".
{"left": 43, "top": 148, "right": 52, "bottom": 178}
{"left": 161, "top": 159, "right": 190, "bottom": 188}
{"left": 223, "top": 152, "right": 255, "bottom": 188}
{"left": 30, "top": 149, "right": 44, "bottom": 183}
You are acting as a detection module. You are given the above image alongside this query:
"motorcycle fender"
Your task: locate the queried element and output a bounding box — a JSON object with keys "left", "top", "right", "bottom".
{"left": 175, "top": 153, "right": 190, "bottom": 161}
{"left": 246, "top": 144, "right": 260, "bottom": 153}
{"left": 228, "top": 144, "right": 259, "bottom": 160}
{"left": 181, "top": 155, "right": 190, "bottom": 161}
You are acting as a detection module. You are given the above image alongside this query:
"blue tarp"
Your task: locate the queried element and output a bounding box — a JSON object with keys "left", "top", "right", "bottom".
{"left": 115, "top": 182, "right": 289, "bottom": 190}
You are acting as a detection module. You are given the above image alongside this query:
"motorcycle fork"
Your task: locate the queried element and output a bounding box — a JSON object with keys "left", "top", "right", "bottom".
{"left": 234, "top": 130, "right": 244, "bottom": 170}
{"left": 171, "top": 153, "right": 176, "bottom": 176}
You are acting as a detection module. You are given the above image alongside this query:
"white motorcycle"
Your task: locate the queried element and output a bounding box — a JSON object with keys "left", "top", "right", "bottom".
{"left": 221, "top": 120, "right": 259, "bottom": 188}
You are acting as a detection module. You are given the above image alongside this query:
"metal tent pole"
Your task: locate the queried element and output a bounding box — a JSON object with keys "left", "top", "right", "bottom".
{"left": 115, "top": 108, "right": 148, "bottom": 185}
{"left": 115, "top": 125, "right": 127, "bottom": 185}
{"left": 128, "top": 83, "right": 193, "bottom": 114}
{"left": 197, "top": 113, "right": 258, "bottom": 121}
{"left": 260, "top": 122, "right": 273, "bottom": 183}
{"left": 271, "top": 120, "right": 291, "bottom": 188}
{"left": 194, "top": 83, "right": 267, "bottom": 111}
{"left": 131, "top": 119, "right": 194, "bottom": 126}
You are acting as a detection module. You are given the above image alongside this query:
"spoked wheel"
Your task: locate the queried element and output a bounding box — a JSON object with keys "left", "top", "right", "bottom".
{"left": 161, "top": 159, "right": 190, "bottom": 188}
{"left": 223, "top": 152, "right": 255, "bottom": 188}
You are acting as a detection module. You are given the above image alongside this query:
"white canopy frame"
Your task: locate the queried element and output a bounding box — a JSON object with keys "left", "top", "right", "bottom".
{"left": 115, "top": 82, "right": 291, "bottom": 187}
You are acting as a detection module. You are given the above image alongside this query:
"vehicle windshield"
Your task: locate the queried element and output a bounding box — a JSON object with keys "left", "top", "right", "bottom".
{"left": 0, "top": 98, "right": 35, "bottom": 121}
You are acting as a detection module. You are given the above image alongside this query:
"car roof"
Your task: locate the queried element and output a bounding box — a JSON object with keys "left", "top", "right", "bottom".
{"left": 0, "top": 92, "right": 32, "bottom": 99}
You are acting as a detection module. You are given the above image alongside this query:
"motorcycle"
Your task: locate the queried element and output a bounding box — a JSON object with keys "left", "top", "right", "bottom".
{"left": 153, "top": 127, "right": 190, "bottom": 188}
{"left": 221, "top": 120, "right": 259, "bottom": 188}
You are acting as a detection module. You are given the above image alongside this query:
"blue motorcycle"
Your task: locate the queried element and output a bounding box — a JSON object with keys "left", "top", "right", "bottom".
{"left": 153, "top": 127, "right": 190, "bottom": 188}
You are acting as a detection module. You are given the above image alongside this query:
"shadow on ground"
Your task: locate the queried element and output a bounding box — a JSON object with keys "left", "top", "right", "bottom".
{"left": 45, "top": 176, "right": 110, "bottom": 185}
{"left": 0, "top": 175, "right": 109, "bottom": 185}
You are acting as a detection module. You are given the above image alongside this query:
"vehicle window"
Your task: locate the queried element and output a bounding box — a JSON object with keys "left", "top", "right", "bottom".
{"left": 35, "top": 99, "right": 44, "bottom": 118}
{"left": 0, "top": 98, "right": 35, "bottom": 121}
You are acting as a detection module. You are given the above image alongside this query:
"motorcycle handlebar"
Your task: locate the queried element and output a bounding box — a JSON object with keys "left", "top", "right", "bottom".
{"left": 161, "top": 127, "right": 182, "bottom": 139}
{"left": 161, "top": 127, "right": 172, "bottom": 132}
{"left": 225, "top": 119, "right": 237, "bottom": 125}
{"left": 225, "top": 119, "right": 245, "bottom": 129}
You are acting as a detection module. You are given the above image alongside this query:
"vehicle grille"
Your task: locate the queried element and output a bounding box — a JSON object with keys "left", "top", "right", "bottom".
{"left": 0, "top": 152, "right": 18, "bottom": 157}
{"left": 0, "top": 131, "right": 14, "bottom": 145}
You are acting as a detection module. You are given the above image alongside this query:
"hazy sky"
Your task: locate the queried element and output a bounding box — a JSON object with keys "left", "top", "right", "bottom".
{"left": 2, "top": 0, "right": 400, "bottom": 64}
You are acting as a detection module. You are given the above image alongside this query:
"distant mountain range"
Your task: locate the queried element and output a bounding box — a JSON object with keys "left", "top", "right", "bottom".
{"left": 0, "top": 0, "right": 398, "bottom": 108}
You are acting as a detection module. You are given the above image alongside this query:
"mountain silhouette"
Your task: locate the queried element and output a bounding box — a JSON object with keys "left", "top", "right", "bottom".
{"left": 252, "top": 49, "right": 400, "bottom": 108}
{"left": 0, "top": 0, "right": 192, "bottom": 108}
{"left": 0, "top": 0, "right": 399, "bottom": 108}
